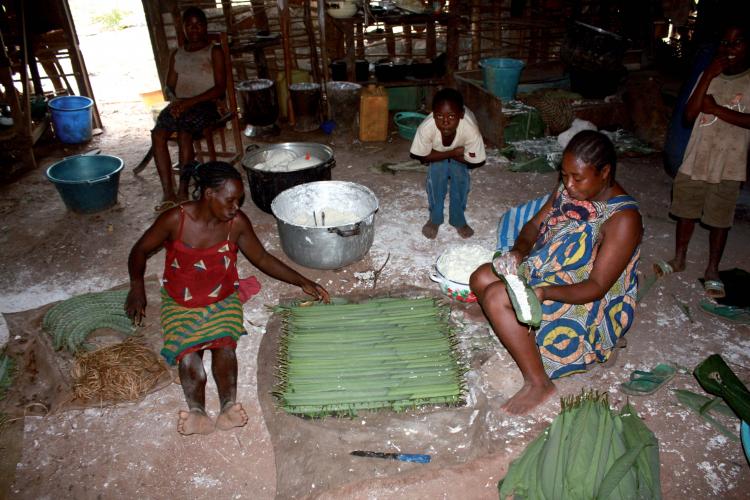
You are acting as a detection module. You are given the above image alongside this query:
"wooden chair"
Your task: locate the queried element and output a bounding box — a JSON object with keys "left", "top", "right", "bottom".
{"left": 191, "top": 31, "right": 243, "bottom": 165}
{"left": 133, "top": 31, "right": 242, "bottom": 175}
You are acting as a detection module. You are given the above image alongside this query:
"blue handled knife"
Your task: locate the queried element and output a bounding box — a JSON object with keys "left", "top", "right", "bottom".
{"left": 350, "top": 450, "right": 431, "bottom": 463}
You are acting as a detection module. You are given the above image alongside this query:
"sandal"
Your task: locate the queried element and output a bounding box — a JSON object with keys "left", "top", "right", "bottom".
{"left": 699, "top": 299, "right": 750, "bottom": 324}
{"left": 154, "top": 200, "right": 178, "bottom": 213}
{"left": 620, "top": 363, "right": 677, "bottom": 396}
{"left": 703, "top": 279, "right": 726, "bottom": 299}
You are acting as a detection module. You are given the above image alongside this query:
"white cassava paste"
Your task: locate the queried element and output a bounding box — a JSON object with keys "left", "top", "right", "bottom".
{"left": 252, "top": 149, "right": 322, "bottom": 172}
{"left": 292, "top": 208, "right": 360, "bottom": 227}
{"left": 503, "top": 274, "right": 532, "bottom": 320}
{"left": 436, "top": 245, "right": 493, "bottom": 284}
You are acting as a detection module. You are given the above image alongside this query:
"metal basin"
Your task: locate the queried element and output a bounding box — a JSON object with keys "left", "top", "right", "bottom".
{"left": 271, "top": 181, "right": 379, "bottom": 270}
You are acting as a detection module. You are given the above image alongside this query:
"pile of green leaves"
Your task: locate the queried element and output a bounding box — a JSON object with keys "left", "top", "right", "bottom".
{"left": 274, "top": 297, "right": 465, "bottom": 417}
{"left": 43, "top": 290, "right": 135, "bottom": 353}
{"left": 499, "top": 391, "right": 661, "bottom": 499}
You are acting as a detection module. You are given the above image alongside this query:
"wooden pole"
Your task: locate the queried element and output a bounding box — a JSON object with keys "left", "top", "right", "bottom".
{"left": 303, "top": 0, "right": 320, "bottom": 83}
{"left": 317, "top": 0, "right": 330, "bottom": 119}
{"left": 278, "top": 0, "right": 295, "bottom": 125}
{"left": 470, "top": 0, "right": 481, "bottom": 69}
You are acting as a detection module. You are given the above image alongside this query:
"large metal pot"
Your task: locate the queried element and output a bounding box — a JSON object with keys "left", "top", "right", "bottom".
{"left": 242, "top": 142, "right": 335, "bottom": 214}
{"left": 271, "top": 181, "right": 379, "bottom": 270}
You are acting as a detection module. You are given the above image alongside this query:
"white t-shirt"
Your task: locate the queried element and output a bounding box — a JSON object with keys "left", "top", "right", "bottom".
{"left": 409, "top": 107, "right": 486, "bottom": 164}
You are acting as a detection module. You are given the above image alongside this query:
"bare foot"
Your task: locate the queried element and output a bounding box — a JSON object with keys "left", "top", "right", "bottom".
{"left": 215, "top": 402, "right": 248, "bottom": 431}
{"left": 501, "top": 381, "right": 557, "bottom": 415}
{"left": 456, "top": 225, "right": 474, "bottom": 238}
{"left": 177, "top": 409, "right": 215, "bottom": 435}
{"left": 654, "top": 258, "right": 684, "bottom": 277}
{"left": 422, "top": 221, "right": 439, "bottom": 239}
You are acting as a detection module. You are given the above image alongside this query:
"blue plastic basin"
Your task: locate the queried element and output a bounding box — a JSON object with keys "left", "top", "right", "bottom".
{"left": 742, "top": 421, "right": 750, "bottom": 465}
{"left": 46, "top": 155, "right": 124, "bottom": 214}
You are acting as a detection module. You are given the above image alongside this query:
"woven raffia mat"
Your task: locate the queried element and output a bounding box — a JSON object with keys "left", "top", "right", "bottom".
{"left": 71, "top": 335, "right": 171, "bottom": 405}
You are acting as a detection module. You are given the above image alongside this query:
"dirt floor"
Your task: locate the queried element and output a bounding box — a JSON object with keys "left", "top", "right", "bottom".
{"left": 1, "top": 12, "right": 750, "bottom": 500}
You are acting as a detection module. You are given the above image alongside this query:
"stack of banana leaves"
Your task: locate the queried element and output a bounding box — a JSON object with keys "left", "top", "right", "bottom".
{"left": 499, "top": 391, "right": 661, "bottom": 499}
{"left": 274, "top": 297, "right": 465, "bottom": 417}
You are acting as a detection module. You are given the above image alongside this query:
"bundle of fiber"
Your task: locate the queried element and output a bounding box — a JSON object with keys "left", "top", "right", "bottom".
{"left": 43, "top": 290, "right": 136, "bottom": 353}
{"left": 273, "top": 297, "right": 466, "bottom": 417}
{"left": 71, "top": 336, "right": 170, "bottom": 404}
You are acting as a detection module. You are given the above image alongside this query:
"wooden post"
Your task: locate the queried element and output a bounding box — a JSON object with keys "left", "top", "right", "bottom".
{"left": 59, "top": 0, "right": 102, "bottom": 128}
{"left": 385, "top": 25, "right": 396, "bottom": 58}
{"left": 278, "top": 0, "right": 295, "bottom": 125}
{"left": 426, "top": 19, "right": 436, "bottom": 58}
{"left": 470, "top": 0, "right": 481, "bottom": 69}
{"left": 355, "top": 21, "right": 364, "bottom": 59}
{"left": 317, "top": 0, "right": 330, "bottom": 118}
{"left": 303, "top": 0, "right": 320, "bottom": 83}
{"left": 344, "top": 19, "right": 355, "bottom": 81}
{"left": 404, "top": 24, "right": 412, "bottom": 59}
{"left": 446, "top": 14, "right": 459, "bottom": 85}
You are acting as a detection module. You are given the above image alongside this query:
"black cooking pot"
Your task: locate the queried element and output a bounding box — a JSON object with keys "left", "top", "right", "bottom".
{"left": 410, "top": 58, "right": 435, "bottom": 79}
{"left": 375, "top": 58, "right": 409, "bottom": 82}
{"left": 241, "top": 143, "right": 335, "bottom": 214}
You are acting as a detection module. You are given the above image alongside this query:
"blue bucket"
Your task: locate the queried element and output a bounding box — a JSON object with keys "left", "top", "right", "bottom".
{"left": 46, "top": 155, "right": 124, "bottom": 214}
{"left": 48, "top": 95, "right": 94, "bottom": 144}
{"left": 480, "top": 58, "right": 525, "bottom": 102}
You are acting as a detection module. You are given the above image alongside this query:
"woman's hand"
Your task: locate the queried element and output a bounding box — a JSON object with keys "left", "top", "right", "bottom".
{"left": 125, "top": 286, "right": 147, "bottom": 326}
{"left": 705, "top": 55, "right": 730, "bottom": 80}
{"left": 169, "top": 99, "right": 189, "bottom": 118}
{"left": 533, "top": 286, "right": 545, "bottom": 303}
{"left": 301, "top": 280, "right": 330, "bottom": 303}
{"left": 492, "top": 250, "right": 521, "bottom": 276}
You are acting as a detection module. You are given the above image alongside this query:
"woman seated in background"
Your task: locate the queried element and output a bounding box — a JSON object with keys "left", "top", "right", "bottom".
{"left": 470, "top": 130, "right": 643, "bottom": 415}
{"left": 152, "top": 6, "right": 225, "bottom": 212}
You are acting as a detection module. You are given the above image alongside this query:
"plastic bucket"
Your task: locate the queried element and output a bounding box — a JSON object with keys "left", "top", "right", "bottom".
{"left": 326, "top": 82, "right": 361, "bottom": 132}
{"left": 48, "top": 95, "right": 94, "bottom": 144}
{"left": 480, "top": 58, "right": 525, "bottom": 102}
{"left": 46, "top": 154, "right": 124, "bottom": 213}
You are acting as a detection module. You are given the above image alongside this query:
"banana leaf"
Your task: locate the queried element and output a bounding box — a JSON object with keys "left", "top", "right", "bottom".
{"left": 498, "top": 392, "right": 661, "bottom": 500}
{"left": 0, "top": 353, "right": 14, "bottom": 400}
{"left": 694, "top": 354, "right": 750, "bottom": 423}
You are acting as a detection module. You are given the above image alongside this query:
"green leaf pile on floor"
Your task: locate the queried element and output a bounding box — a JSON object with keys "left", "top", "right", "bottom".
{"left": 274, "top": 297, "right": 466, "bottom": 417}
{"left": 498, "top": 391, "right": 661, "bottom": 499}
{"left": 43, "top": 290, "right": 136, "bottom": 353}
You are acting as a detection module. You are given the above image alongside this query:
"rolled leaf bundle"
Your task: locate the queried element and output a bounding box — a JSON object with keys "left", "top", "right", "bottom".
{"left": 498, "top": 391, "right": 661, "bottom": 499}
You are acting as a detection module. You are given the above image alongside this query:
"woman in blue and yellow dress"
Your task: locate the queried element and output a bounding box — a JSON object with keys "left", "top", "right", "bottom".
{"left": 471, "top": 130, "right": 643, "bottom": 415}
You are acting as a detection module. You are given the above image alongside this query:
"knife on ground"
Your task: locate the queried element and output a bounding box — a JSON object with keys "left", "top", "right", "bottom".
{"left": 350, "top": 450, "right": 431, "bottom": 463}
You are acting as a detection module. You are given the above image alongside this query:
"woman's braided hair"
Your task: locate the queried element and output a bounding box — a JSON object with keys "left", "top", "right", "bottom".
{"left": 182, "top": 161, "right": 242, "bottom": 200}
{"left": 564, "top": 130, "right": 617, "bottom": 181}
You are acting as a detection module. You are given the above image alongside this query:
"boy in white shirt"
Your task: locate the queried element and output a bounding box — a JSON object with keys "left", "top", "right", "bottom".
{"left": 410, "top": 88, "right": 486, "bottom": 239}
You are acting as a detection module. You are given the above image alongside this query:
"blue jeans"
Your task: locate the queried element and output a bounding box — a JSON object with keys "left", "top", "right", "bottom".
{"left": 426, "top": 159, "right": 470, "bottom": 227}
